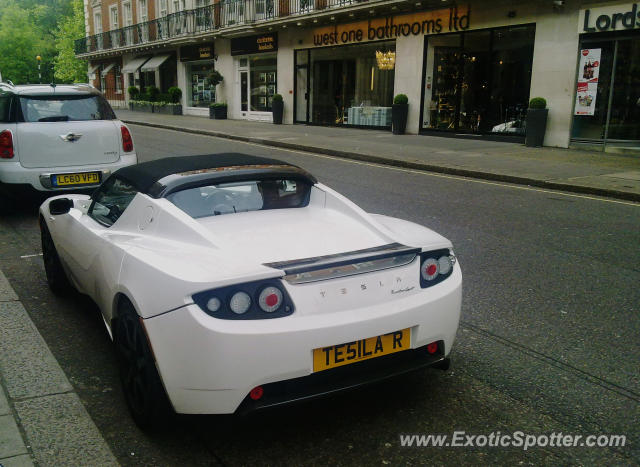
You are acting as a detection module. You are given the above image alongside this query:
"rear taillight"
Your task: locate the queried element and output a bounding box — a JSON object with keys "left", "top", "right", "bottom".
{"left": 193, "top": 280, "right": 294, "bottom": 320}
{"left": 120, "top": 126, "right": 133, "bottom": 152}
{"left": 0, "top": 130, "right": 14, "bottom": 159}
{"left": 419, "top": 250, "right": 456, "bottom": 288}
{"left": 258, "top": 286, "right": 283, "bottom": 313}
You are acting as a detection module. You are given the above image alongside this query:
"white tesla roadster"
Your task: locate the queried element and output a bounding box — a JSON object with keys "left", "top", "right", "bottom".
{"left": 39, "top": 154, "right": 462, "bottom": 427}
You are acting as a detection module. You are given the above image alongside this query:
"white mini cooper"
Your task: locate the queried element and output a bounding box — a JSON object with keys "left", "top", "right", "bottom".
{"left": 0, "top": 82, "right": 136, "bottom": 198}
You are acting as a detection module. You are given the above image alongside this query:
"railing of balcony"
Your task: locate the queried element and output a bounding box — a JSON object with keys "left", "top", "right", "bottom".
{"left": 75, "top": 0, "right": 371, "bottom": 55}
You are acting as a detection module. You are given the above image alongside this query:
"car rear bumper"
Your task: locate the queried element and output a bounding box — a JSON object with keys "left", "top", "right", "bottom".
{"left": 235, "top": 342, "right": 447, "bottom": 415}
{"left": 143, "top": 266, "right": 462, "bottom": 415}
{"left": 0, "top": 154, "right": 137, "bottom": 192}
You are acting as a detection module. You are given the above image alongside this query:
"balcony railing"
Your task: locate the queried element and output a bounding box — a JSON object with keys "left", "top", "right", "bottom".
{"left": 75, "top": 0, "right": 370, "bottom": 55}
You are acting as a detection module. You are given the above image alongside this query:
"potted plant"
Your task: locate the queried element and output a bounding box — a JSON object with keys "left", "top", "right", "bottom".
{"left": 145, "top": 85, "right": 160, "bottom": 103}
{"left": 392, "top": 94, "right": 408, "bottom": 135}
{"left": 206, "top": 70, "right": 224, "bottom": 88}
{"left": 209, "top": 102, "right": 227, "bottom": 119}
{"left": 272, "top": 94, "right": 284, "bottom": 124}
{"left": 128, "top": 85, "right": 139, "bottom": 100}
{"left": 167, "top": 86, "right": 183, "bottom": 115}
{"left": 128, "top": 86, "right": 140, "bottom": 110}
{"left": 525, "top": 97, "right": 548, "bottom": 147}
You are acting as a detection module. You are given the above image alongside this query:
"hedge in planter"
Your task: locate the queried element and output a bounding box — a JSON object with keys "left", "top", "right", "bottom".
{"left": 272, "top": 94, "right": 283, "bottom": 124}
{"left": 525, "top": 97, "right": 548, "bottom": 147}
{"left": 153, "top": 102, "right": 182, "bottom": 115}
{"left": 210, "top": 102, "right": 227, "bottom": 119}
{"left": 130, "top": 100, "right": 153, "bottom": 113}
{"left": 392, "top": 94, "right": 408, "bottom": 135}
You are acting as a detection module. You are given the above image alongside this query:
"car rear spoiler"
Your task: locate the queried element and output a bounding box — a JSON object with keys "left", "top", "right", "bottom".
{"left": 264, "top": 243, "right": 420, "bottom": 285}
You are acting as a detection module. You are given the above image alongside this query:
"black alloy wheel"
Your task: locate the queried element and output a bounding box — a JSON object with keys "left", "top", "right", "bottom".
{"left": 114, "top": 299, "right": 173, "bottom": 429}
{"left": 40, "top": 217, "right": 73, "bottom": 295}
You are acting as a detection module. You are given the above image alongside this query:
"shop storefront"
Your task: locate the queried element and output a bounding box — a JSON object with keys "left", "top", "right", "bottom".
{"left": 140, "top": 53, "right": 177, "bottom": 92}
{"left": 420, "top": 24, "right": 535, "bottom": 139}
{"left": 571, "top": 4, "right": 640, "bottom": 153}
{"left": 231, "top": 33, "right": 278, "bottom": 121}
{"left": 295, "top": 40, "right": 396, "bottom": 128}
{"left": 180, "top": 43, "right": 217, "bottom": 108}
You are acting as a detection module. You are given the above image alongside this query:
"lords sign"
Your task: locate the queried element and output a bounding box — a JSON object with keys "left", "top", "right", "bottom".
{"left": 581, "top": 3, "right": 640, "bottom": 32}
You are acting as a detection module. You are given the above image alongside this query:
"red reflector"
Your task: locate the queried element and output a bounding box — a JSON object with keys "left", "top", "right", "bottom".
{"left": 265, "top": 293, "right": 278, "bottom": 307}
{"left": 427, "top": 342, "right": 439, "bottom": 354}
{"left": 121, "top": 126, "right": 134, "bottom": 152}
{"left": 426, "top": 264, "right": 437, "bottom": 276}
{"left": 249, "top": 386, "right": 264, "bottom": 400}
{"left": 0, "top": 130, "right": 14, "bottom": 159}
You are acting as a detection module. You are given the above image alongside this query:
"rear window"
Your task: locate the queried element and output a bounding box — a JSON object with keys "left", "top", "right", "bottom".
{"left": 18, "top": 95, "right": 116, "bottom": 122}
{"left": 167, "top": 179, "right": 311, "bottom": 219}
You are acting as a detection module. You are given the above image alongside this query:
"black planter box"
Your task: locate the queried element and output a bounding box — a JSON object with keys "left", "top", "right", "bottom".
{"left": 130, "top": 102, "right": 153, "bottom": 113}
{"left": 272, "top": 100, "right": 284, "bottom": 124}
{"left": 525, "top": 108, "right": 548, "bottom": 147}
{"left": 210, "top": 105, "right": 227, "bottom": 119}
{"left": 392, "top": 104, "right": 408, "bottom": 135}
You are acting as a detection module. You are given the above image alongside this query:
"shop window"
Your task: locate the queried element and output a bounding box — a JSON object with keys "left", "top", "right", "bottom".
{"left": 572, "top": 36, "right": 640, "bottom": 146}
{"left": 306, "top": 41, "right": 395, "bottom": 127}
{"left": 249, "top": 56, "right": 277, "bottom": 112}
{"left": 422, "top": 25, "right": 535, "bottom": 136}
{"left": 187, "top": 62, "right": 216, "bottom": 107}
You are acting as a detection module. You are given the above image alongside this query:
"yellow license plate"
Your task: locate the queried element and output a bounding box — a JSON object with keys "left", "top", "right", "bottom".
{"left": 313, "top": 328, "right": 411, "bottom": 372}
{"left": 54, "top": 172, "right": 101, "bottom": 186}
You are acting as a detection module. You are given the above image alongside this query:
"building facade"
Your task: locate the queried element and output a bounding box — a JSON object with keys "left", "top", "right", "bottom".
{"left": 77, "top": 0, "right": 640, "bottom": 153}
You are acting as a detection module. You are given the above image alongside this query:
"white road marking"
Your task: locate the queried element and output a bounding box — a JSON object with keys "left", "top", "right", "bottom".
{"left": 20, "top": 253, "right": 43, "bottom": 258}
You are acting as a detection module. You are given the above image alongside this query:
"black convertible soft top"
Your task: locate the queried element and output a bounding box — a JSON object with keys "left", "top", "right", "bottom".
{"left": 113, "top": 153, "right": 317, "bottom": 198}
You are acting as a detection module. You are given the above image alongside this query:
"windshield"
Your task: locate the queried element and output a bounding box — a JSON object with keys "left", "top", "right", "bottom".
{"left": 19, "top": 95, "right": 116, "bottom": 122}
{"left": 166, "top": 179, "right": 311, "bottom": 219}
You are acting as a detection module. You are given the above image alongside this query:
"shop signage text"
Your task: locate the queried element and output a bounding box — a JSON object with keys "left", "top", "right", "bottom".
{"left": 231, "top": 33, "right": 278, "bottom": 56}
{"left": 312, "top": 6, "right": 469, "bottom": 47}
{"left": 582, "top": 3, "right": 640, "bottom": 32}
{"left": 179, "top": 43, "right": 215, "bottom": 62}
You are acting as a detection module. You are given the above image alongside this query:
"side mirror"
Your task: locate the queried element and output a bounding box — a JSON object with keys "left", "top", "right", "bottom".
{"left": 49, "top": 198, "right": 74, "bottom": 215}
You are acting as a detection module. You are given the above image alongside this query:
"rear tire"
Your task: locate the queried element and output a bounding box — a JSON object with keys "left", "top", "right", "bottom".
{"left": 113, "top": 299, "right": 173, "bottom": 429}
{"left": 40, "top": 218, "right": 73, "bottom": 295}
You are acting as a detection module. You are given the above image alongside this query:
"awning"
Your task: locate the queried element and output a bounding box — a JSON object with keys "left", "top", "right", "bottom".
{"left": 100, "top": 63, "right": 116, "bottom": 76}
{"left": 121, "top": 56, "right": 150, "bottom": 74}
{"left": 88, "top": 63, "right": 101, "bottom": 74}
{"left": 140, "top": 54, "right": 171, "bottom": 73}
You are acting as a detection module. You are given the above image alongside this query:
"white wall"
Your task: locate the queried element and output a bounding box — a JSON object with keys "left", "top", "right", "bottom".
{"left": 214, "top": 39, "right": 235, "bottom": 117}
{"left": 394, "top": 34, "right": 424, "bottom": 134}
{"left": 529, "top": 1, "right": 581, "bottom": 147}
{"left": 277, "top": 30, "right": 296, "bottom": 124}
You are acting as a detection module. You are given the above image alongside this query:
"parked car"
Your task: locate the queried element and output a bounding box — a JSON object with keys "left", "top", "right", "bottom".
{"left": 0, "top": 82, "right": 136, "bottom": 198}
{"left": 39, "top": 153, "right": 462, "bottom": 428}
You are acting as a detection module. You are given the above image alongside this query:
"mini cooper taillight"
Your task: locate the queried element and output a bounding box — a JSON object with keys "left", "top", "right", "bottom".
{"left": 121, "top": 126, "right": 134, "bottom": 152}
{"left": 419, "top": 249, "right": 456, "bottom": 288}
{"left": 193, "top": 280, "right": 294, "bottom": 320}
{"left": 0, "top": 130, "right": 14, "bottom": 159}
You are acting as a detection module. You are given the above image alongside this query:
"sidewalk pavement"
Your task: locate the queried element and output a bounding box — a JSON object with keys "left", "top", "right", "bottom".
{"left": 0, "top": 270, "right": 118, "bottom": 467}
{"left": 116, "top": 109, "right": 640, "bottom": 202}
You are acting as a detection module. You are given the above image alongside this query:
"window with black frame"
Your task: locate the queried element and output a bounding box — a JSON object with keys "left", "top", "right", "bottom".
{"left": 89, "top": 177, "right": 138, "bottom": 227}
{"left": 422, "top": 25, "right": 535, "bottom": 136}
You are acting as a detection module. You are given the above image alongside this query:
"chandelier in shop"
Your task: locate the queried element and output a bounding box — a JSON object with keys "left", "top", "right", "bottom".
{"left": 375, "top": 50, "right": 396, "bottom": 70}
